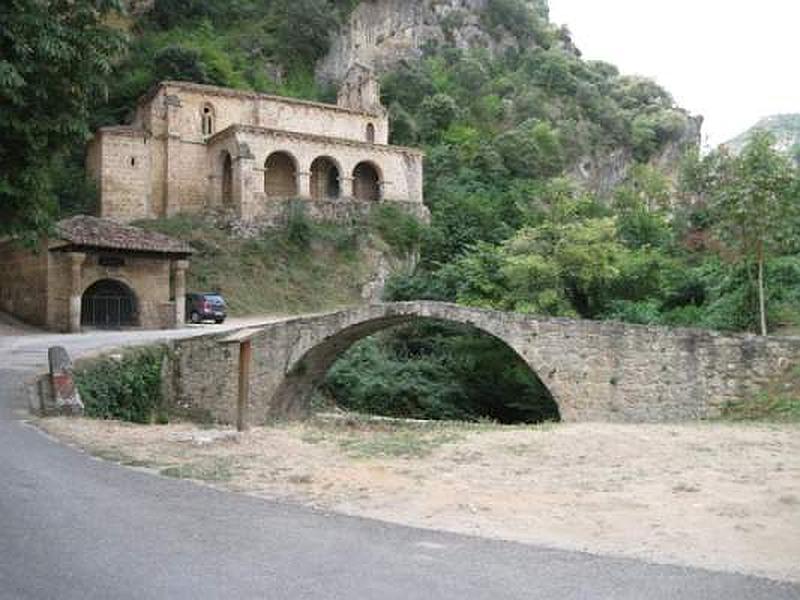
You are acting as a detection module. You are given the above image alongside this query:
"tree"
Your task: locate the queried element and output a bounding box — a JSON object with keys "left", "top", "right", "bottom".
{"left": 0, "top": 0, "right": 126, "bottom": 236}
{"left": 699, "top": 132, "right": 798, "bottom": 335}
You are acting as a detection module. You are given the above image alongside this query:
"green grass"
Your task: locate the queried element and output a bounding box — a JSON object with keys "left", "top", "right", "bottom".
{"left": 159, "top": 457, "right": 236, "bottom": 481}
{"left": 137, "top": 212, "right": 409, "bottom": 316}
{"left": 296, "top": 412, "right": 556, "bottom": 459}
{"left": 337, "top": 429, "right": 463, "bottom": 459}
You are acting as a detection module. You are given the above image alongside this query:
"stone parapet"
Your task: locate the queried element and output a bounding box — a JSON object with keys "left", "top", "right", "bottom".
{"left": 163, "top": 302, "right": 800, "bottom": 426}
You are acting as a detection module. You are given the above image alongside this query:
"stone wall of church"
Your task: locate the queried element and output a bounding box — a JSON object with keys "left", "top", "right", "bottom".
{"left": 225, "top": 127, "right": 424, "bottom": 220}
{"left": 136, "top": 83, "right": 389, "bottom": 145}
{"left": 87, "top": 129, "right": 153, "bottom": 221}
{"left": 90, "top": 80, "right": 421, "bottom": 223}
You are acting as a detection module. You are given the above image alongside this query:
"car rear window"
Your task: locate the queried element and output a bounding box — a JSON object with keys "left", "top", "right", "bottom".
{"left": 204, "top": 295, "right": 225, "bottom": 304}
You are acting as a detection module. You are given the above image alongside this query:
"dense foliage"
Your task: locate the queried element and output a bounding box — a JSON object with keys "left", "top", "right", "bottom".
{"left": 324, "top": 322, "right": 560, "bottom": 424}
{"left": 0, "top": 0, "right": 125, "bottom": 236}
{"left": 76, "top": 347, "right": 168, "bottom": 424}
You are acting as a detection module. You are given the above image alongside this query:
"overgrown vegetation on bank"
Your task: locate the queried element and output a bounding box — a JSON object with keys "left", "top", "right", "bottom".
{"left": 322, "top": 321, "right": 560, "bottom": 424}
{"left": 75, "top": 347, "right": 168, "bottom": 424}
{"left": 137, "top": 204, "right": 420, "bottom": 315}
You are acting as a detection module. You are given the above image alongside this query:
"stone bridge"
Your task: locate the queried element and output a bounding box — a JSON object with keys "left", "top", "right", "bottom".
{"left": 166, "top": 302, "right": 800, "bottom": 424}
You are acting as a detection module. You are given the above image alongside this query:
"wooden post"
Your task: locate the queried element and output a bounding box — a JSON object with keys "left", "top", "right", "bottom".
{"left": 219, "top": 327, "right": 262, "bottom": 432}
{"left": 237, "top": 340, "right": 251, "bottom": 432}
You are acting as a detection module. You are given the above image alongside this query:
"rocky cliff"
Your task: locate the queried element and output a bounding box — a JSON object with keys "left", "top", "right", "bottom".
{"left": 725, "top": 114, "right": 800, "bottom": 164}
{"left": 572, "top": 114, "right": 703, "bottom": 196}
{"left": 318, "top": 0, "right": 701, "bottom": 195}
{"left": 317, "top": 0, "right": 522, "bottom": 83}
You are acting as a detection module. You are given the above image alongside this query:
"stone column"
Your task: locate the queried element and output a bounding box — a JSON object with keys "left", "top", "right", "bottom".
{"left": 68, "top": 252, "right": 86, "bottom": 333}
{"left": 379, "top": 180, "right": 391, "bottom": 201}
{"left": 340, "top": 176, "right": 355, "bottom": 199}
{"left": 297, "top": 171, "right": 311, "bottom": 199}
{"left": 172, "top": 259, "right": 189, "bottom": 328}
{"left": 234, "top": 146, "right": 255, "bottom": 219}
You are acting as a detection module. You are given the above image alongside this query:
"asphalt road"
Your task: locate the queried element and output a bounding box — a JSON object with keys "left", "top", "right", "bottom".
{"left": 1, "top": 325, "right": 798, "bottom": 599}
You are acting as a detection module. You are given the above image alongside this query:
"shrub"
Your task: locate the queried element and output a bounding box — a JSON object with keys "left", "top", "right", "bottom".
{"left": 75, "top": 347, "right": 168, "bottom": 424}
{"left": 369, "top": 204, "right": 424, "bottom": 254}
{"left": 285, "top": 201, "right": 312, "bottom": 248}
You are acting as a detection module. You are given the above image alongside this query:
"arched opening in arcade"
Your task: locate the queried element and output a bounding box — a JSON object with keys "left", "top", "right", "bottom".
{"left": 310, "top": 157, "right": 341, "bottom": 200}
{"left": 352, "top": 161, "right": 381, "bottom": 201}
{"left": 264, "top": 151, "right": 298, "bottom": 198}
{"left": 280, "top": 318, "right": 561, "bottom": 425}
{"left": 80, "top": 278, "right": 139, "bottom": 329}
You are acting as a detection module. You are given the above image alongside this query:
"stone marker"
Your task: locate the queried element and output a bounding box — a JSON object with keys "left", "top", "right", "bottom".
{"left": 47, "top": 346, "right": 84, "bottom": 416}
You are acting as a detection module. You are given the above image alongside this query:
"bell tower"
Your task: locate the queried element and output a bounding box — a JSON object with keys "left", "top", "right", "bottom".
{"left": 337, "top": 63, "right": 385, "bottom": 115}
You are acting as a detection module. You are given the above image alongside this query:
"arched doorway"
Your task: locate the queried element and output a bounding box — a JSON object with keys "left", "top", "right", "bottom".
{"left": 264, "top": 152, "right": 297, "bottom": 198}
{"left": 221, "top": 151, "right": 233, "bottom": 206}
{"left": 81, "top": 279, "right": 138, "bottom": 329}
{"left": 352, "top": 161, "right": 381, "bottom": 201}
{"left": 310, "top": 157, "right": 340, "bottom": 200}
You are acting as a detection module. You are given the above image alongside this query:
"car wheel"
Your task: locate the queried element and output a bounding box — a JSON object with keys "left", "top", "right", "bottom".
{"left": 190, "top": 311, "right": 201, "bottom": 324}
{"left": 215, "top": 318, "right": 225, "bottom": 324}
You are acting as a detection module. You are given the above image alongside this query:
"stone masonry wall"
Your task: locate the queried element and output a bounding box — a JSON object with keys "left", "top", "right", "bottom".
{"left": 90, "top": 129, "right": 152, "bottom": 221}
{"left": 228, "top": 128, "right": 424, "bottom": 220}
{"left": 0, "top": 241, "right": 49, "bottom": 327}
{"left": 47, "top": 251, "right": 175, "bottom": 331}
{"left": 90, "top": 82, "right": 417, "bottom": 222}
{"left": 137, "top": 83, "right": 390, "bottom": 146}
{"left": 165, "top": 302, "right": 800, "bottom": 425}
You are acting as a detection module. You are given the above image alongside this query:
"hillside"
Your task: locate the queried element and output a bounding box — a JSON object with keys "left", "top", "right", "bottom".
{"left": 87, "top": 0, "right": 797, "bottom": 340}
{"left": 136, "top": 207, "right": 422, "bottom": 315}
{"left": 725, "top": 114, "right": 800, "bottom": 164}
{"left": 97, "top": 0, "right": 699, "bottom": 198}
{"left": 6, "top": 0, "right": 797, "bottom": 423}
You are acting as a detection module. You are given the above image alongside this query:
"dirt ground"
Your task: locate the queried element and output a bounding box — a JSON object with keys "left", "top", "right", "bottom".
{"left": 36, "top": 416, "right": 800, "bottom": 583}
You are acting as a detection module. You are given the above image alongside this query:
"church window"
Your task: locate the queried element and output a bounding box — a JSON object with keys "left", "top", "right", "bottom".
{"left": 202, "top": 104, "right": 215, "bottom": 136}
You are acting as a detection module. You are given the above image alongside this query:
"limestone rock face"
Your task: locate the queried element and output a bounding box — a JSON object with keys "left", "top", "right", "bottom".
{"left": 571, "top": 114, "right": 703, "bottom": 197}
{"left": 317, "top": 0, "right": 518, "bottom": 83}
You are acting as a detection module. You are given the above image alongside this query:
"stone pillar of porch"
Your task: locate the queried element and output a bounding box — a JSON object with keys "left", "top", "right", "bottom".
{"left": 340, "top": 177, "right": 355, "bottom": 199}
{"left": 297, "top": 171, "right": 311, "bottom": 199}
{"left": 68, "top": 252, "right": 86, "bottom": 333}
{"left": 172, "top": 259, "right": 190, "bottom": 328}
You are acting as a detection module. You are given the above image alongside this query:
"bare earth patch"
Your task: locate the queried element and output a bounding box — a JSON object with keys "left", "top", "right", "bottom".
{"left": 36, "top": 416, "right": 800, "bottom": 582}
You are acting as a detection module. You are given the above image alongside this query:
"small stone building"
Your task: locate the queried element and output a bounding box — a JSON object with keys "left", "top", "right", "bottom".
{"left": 86, "top": 65, "right": 426, "bottom": 223}
{"left": 0, "top": 216, "right": 192, "bottom": 332}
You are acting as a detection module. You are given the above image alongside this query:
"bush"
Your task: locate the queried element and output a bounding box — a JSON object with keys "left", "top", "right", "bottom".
{"left": 285, "top": 201, "right": 312, "bottom": 248}
{"left": 323, "top": 323, "right": 561, "bottom": 424}
{"left": 153, "top": 45, "right": 212, "bottom": 83}
{"left": 75, "top": 347, "right": 168, "bottom": 424}
{"left": 369, "top": 204, "right": 425, "bottom": 255}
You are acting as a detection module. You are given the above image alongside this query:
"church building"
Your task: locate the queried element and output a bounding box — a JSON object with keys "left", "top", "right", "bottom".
{"left": 86, "top": 65, "right": 426, "bottom": 223}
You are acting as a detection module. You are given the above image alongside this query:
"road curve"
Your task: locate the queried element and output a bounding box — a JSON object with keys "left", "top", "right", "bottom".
{"left": 1, "top": 327, "right": 798, "bottom": 599}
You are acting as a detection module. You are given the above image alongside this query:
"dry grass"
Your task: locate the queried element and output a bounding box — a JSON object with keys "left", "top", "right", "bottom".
{"left": 37, "top": 415, "right": 800, "bottom": 583}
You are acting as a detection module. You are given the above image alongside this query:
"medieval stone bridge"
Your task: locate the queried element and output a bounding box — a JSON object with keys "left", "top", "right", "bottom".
{"left": 166, "top": 302, "right": 800, "bottom": 424}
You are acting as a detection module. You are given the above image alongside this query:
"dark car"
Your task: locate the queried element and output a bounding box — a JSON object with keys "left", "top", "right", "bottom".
{"left": 185, "top": 293, "right": 226, "bottom": 324}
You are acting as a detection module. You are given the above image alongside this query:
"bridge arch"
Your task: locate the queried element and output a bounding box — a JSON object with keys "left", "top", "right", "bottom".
{"left": 266, "top": 303, "right": 563, "bottom": 421}
{"left": 170, "top": 302, "right": 800, "bottom": 425}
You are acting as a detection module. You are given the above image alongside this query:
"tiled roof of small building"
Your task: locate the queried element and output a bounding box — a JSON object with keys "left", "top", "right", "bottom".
{"left": 56, "top": 216, "right": 193, "bottom": 255}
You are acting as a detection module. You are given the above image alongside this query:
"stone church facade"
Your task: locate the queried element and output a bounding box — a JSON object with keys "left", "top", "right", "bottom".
{"left": 87, "top": 66, "right": 426, "bottom": 223}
